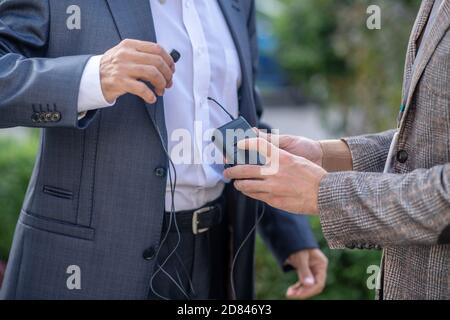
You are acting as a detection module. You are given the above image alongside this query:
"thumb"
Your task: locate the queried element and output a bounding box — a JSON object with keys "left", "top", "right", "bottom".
{"left": 237, "top": 137, "right": 278, "bottom": 159}
{"left": 296, "top": 255, "right": 315, "bottom": 288}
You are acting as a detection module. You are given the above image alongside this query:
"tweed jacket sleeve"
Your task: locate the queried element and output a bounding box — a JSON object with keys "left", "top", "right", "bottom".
{"left": 343, "top": 129, "right": 397, "bottom": 173}
{"left": 318, "top": 164, "right": 450, "bottom": 249}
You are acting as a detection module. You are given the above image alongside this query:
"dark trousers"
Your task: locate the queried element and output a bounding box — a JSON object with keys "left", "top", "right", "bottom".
{"left": 148, "top": 198, "right": 229, "bottom": 300}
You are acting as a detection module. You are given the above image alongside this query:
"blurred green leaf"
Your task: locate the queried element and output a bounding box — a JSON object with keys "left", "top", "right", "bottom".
{"left": 274, "top": 0, "right": 421, "bottom": 135}
{"left": 0, "top": 132, "right": 39, "bottom": 260}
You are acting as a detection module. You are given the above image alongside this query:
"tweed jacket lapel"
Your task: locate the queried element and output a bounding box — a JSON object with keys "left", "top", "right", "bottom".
{"left": 399, "top": 0, "right": 450, "bottom": 128}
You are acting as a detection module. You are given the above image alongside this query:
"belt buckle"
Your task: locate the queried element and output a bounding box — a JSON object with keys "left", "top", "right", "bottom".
{"left": 192, "top": 206, "right": 214, "bottom": 235}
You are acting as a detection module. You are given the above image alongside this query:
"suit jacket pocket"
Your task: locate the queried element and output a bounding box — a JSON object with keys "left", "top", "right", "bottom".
{"left": 43, "top": 185, "right": 73, "bottom": 200}
{"left": 19, "top": 210, "right": 95, "bottom": 241}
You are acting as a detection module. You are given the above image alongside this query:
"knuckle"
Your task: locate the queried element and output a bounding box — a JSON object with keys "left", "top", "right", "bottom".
{"left": 279, "top": 153, "right": 289, "bottom": 164}
{"left": 116, "top": 48, "right": 128, "bottom": 59}
{"left": 121, "top": 38, "right": 132, "bottom": 47}
{"left": 111, "top": 53, "right": 124, "bottom": 66}
{"left": 152, "top": 43, "right": 163, "bottom": 54}
{"left": 156, "top": 56, "right": 165, "bottom": 69}
{"left": 148, "top": 65, "right": 157, "bottom": 75}
{"left": 137, "top": 84, "right": 147, "bottom": 95}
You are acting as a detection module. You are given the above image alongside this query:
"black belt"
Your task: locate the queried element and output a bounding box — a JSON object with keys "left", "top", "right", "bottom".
{"left": 163, "top": 196, "right": 224, "bottom": 235}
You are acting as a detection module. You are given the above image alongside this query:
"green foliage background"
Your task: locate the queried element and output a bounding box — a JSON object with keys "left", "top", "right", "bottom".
{"left": 0, "top": 134, "right": 38, "bottom": 261}
{"left": 274, "top": 0, "right": 421, "bottom": 135}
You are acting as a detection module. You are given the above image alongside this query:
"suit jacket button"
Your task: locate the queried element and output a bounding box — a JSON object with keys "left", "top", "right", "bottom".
{"left": 397, "top": 150, "right": 408, "bottom": 163}
{"left": 143, "top": 246, "right": 156, "bottom": 260}
{"left": 45, "top": 112, "right": 52, "bottom": 122}
{"left": 39, "top": 112, "right": 47, "bottom": 122}
{"left": 51, "top": 112, "right": 61, "bottom": 122}
{"left": 154, "top": 167, "right": 167, "bottom": 178}
{"left": 31, "top": 112, "right": 40, "bottom": 123}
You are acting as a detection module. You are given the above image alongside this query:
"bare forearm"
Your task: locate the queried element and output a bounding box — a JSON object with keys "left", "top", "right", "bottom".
{"left": 319, "top": 140, "right": 353, "bottom": 172}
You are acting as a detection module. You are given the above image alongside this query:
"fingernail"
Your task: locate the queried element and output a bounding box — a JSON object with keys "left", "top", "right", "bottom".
{"left": 304, "top": 277, "right": 315, "bottom": 286}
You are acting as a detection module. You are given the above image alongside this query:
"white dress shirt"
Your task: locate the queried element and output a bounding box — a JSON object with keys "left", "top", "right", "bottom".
{"left": 77, "top": 0, "right": 241, "bottom": 211}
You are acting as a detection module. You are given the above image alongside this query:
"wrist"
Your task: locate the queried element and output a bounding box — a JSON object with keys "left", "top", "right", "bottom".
{"left": 319, "top": 140, "right": 353, "bottom": 172}
{"left": 99, "top": 54, "right": 119, "bottom": 104}
{"left": 312, "top": 140, "right": 324, "bottom": 167}
{"left": 78, "top": 55, "right": 116, "bottom": 113}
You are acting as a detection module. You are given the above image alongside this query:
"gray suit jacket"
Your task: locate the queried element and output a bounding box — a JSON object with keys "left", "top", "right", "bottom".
{"left": 319, "top": 0, "right": 450, "bottom": 300}
{"left": 0, "top": 0, "right": 317, "bottom": 299}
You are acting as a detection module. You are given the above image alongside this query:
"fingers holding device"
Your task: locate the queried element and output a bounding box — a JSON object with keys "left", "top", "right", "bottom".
{"left": 209, "top": 98, "right": 265, "bottom": 168}
{"left": 99, "top": 39, "right": 179, "bottom": 104}
{"left": 224, "top": 135, "right": 327, "bottom": 215}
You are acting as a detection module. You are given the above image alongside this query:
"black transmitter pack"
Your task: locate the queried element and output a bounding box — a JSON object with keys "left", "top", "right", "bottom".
{"left": 209, "top": 98, "right": 266, "bottom": 168}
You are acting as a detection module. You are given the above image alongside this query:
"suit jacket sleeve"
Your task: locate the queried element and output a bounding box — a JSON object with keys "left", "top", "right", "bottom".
{"left": 343, "top": 129, "right": 397, "bottom": 172}
{"left": 0, "top": 0, "right": 98, "bottom": 129}
{"left": 318, "top": 164, "right": 450, "bottom": 248}
{"left": 246, "top": 0, "right": 318, "bottom": 269}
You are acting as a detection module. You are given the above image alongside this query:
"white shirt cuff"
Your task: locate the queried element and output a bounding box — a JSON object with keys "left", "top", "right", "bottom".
{"left": 77, "top": 55, "right": 115, "bottom": 114}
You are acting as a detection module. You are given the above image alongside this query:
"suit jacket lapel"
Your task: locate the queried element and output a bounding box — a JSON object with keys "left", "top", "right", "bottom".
{"left": 106, "top": 0, "right": 155, "bottom": 42}
{"left": 400, "top": 0, "right": 450, "bottom": 128}
{"left": 105, "top": 0, "right": 167, "bottom": 144}
{"left": 217, "top": 0, "right": 256, "bottom": 124}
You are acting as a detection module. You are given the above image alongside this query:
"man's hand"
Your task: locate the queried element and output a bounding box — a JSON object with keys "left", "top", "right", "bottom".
{"left": 100, "top": 39, "right": 175, "bottom": 104}
{"left": 224, "top": 138, "right": 327, "bottom": 215}
{"left": 256, "top": 129, "right": 323, "bottom": 166}
{"left": 286, "top": 249, "right": 328, "bottom": 300}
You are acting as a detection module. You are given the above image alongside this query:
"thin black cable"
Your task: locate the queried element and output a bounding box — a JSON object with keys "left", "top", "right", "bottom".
{"left": 148, "top": 111, "right": 191, "bottom": 300}
{"left": 230, "top": 202, "right": 266, "bottom": 300}
{"left": 149, "top": 94, "right": 264, "bottom": 300}
{"left": 148, "top": 50, "right": 193, "bottom": 300}
{"left": 207, "top": 97, "right": 235, "bottom": 120}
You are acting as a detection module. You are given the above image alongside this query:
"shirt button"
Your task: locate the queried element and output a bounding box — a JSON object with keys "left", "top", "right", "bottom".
{"left": 185, "top": 0, "right": 190, "bottom": 8}
{"left": 154, "top": 167, "right": 167, "bottom": 178}
{"left": 142, "top": 246, "right": 157, "bottom": 261}
{"left": 397, "top": 150, "right": 408, "bottom": 163}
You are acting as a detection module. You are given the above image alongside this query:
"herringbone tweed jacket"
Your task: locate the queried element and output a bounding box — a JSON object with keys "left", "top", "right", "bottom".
{"left": 318, "top": 0, "right": 450, "bottom": 300}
